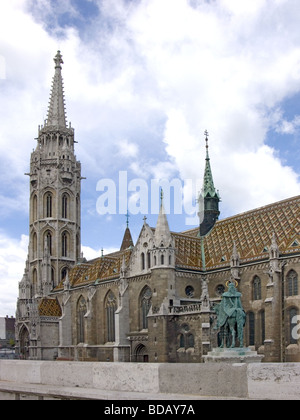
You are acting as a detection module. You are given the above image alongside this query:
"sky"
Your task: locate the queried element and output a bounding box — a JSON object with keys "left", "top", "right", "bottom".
{"left": 0, "top": 0, "right": 300, "bottom": 316}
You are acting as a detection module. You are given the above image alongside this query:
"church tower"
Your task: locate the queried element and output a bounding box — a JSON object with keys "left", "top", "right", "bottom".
{"left": 198, "top": 131, "right": 220, "bottom": 237}
{"left": 27, "top": 51, "right": 82, "bottom": 296}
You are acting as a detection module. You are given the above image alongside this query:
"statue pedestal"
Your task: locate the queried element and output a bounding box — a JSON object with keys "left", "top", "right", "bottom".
{"left": 203, "top": 347, "right": 264, "bottom": 364}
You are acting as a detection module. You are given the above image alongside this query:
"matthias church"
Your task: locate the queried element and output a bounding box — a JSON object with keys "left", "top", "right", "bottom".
{"left": 15, "top": 52, "right": 300, "bottom": 363}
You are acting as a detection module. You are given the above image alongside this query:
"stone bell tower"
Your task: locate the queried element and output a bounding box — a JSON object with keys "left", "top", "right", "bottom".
{"left": 27, "top": 50, "right": 82, "bottom": 296}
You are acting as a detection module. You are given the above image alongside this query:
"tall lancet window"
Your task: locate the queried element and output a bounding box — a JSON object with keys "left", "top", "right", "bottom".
{"left": 253, "top": 276, "right": 262, "bottom": 301}
{"left": 62, "top": 194, "right": 68, "bottom": 219}
{"left": 287, "top": 270, "right": 298, "bottom": 297}
{"left": 105, "top": 291, "right": 117, "bottom": 342}
{"left": 140, "top": 286, "right": 152, "bottom": 330}
{"left": 45, "top": 231, "right": 52, "bottom": 256}
{"left": 46, "top": 193, "right": 52, "bottom": 218}
{"left": 62, "top": 231, "right": 68, "bottom": 257}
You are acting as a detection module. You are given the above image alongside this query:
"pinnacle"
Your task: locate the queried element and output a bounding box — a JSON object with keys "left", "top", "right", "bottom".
{"left": 45, "top": 51, "right": 67, "bottom": 129}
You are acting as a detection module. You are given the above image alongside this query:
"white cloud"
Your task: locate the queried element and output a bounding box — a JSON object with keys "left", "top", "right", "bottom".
{"left": 81, "top": 245, "right": 118, "bottom": 261}
{"left": 117, "top": 139, "right": 139, "bottom": 159}
{"left": 123, "top": 0, "right": 300, "bottom": 213}
{"left": 275, "top": 115, "right": 300, "bottom": 135}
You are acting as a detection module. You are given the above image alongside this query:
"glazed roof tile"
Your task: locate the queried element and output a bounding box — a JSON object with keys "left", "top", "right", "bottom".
{"left": 55, "top": 196, "right": 299, "bottom": 290}
{"left": 179, "top": 195, "right": 300, "bottom": 269}
{"left": 38, "top": 298, "right": 62, "bottom": 317}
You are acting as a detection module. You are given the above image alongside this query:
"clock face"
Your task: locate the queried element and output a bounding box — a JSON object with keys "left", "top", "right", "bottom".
{"left": 185, "top": 286, "right": 194, "bottom": 298}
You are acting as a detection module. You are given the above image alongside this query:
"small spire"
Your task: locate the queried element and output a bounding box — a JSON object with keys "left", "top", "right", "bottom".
{"left": 126, "top": 210, "right": 130, "bottom": 228}
{"left": 46, "top": 51, "right": 67, "bottom": 129}
{"left": 155, "top": 189, "right": 173, "bottom": 248}
{"left": 201, "top": 130, "right": 219, "bottom": 199}
{"left": 120, "top": 224, "right": 134, "bottom": 251}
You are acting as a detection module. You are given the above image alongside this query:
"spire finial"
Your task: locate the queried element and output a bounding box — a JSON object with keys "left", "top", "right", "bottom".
{"left": 126, "top": 210, "right": 130, "bottom": 228}
{"left": 160, "top": 188, "right": 164, "bottom": 204}
{"left": 204, "top": 130, "right": 209, "bottom": 158}
{"left": 54, "top": 50, "right": 63, "bottom": 69}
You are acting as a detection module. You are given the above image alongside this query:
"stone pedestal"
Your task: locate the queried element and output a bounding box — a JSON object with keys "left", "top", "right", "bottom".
{"left": 203, "top": 347, "right": 264, "bottom": 363}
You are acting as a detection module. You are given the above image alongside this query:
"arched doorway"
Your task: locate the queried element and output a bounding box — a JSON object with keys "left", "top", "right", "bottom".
{"left": 19, "top": 326, "right": 30, "bottom": 360}
{"left": 134, "top": 344, "right": 149, "bottom": 363}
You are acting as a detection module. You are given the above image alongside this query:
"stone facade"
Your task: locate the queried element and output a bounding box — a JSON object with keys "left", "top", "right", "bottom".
{"left": 15, "top": 52, "right": 300, "bottom": 363}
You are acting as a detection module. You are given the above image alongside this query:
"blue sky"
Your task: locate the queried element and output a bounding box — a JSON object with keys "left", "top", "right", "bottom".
{"left": 0, "top": 0, "right": 300, "bottom": 315}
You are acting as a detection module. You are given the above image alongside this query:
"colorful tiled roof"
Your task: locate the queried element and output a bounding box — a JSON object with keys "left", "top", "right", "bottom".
{"left": 179, "top": 195, "right": 300, "bottom": 270}
{"left": 54, "top": 195, "right": 299, "bottom": 289}
{"left": 54, "top": 249, "right": 132, "bottom": 291}
{"left": 38, "top": 298, "right": 62, "bottom": 317}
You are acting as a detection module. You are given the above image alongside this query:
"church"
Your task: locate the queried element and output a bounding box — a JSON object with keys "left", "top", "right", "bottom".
{"left": 15, "top": 52, "right": 300, "bottom": 363}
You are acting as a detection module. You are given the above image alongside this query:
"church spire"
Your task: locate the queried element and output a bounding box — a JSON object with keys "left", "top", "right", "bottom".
{"left": 46, "top": 51, "right": 67, "bottom": 129}
{"left": 154, "top": 189, "right": 173, "bottom": 248}
{"left": 199, "top": 131, "right": 221, "bottom": 237}
{"left": 202, "top": 130, "right": 219, "bottom": 199}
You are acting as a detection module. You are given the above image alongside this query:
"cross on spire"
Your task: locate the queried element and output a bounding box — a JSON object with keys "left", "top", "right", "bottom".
{"left": 160, "top": 188, "right": 164, "bottom": 204}
{"left": 126, "top": 210, "right": 130, "bottom": 228}
{"left": 204, "top": 130, "right": 209, "bottom": 150}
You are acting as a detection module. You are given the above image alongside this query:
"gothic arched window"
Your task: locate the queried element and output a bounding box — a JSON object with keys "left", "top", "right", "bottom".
{"left": 253, "top": 276, "right": 262, "bottom": 301}
{"left": 45, "top": 231, "right": 52, "bottom": 256}
{"left": 147, "top": 252, "right": 151, "bottom": 269}
{"left": 32, "top": 232, "right": 37, "bottom": 259}
{"left": 32, "top": 268, "right": 38, "bottom": 296}
{"left": 62, "top": 194, "right": 68, "bottom": 219}
{"left": 140, "top": 286, "right": 152, "bottom": 330}
{"left": 46, "top": 193, "right": 52, "bottom": 218}
{"left": 187, "top": 334, "right": 195, "bottom": 348}
{"left": 179, "top": 334, "right": 185, "bottom": 348}
{"left": 77, "top": 296, "right": 87, "bottom": 344}
{"left": 61, "top": 267, "right": 68, "bottom": 281}
{"left": 32, "top": 195, "right": 37, "bottom": 222}
{"left": 62, "top": 231, "right": 68, "bottom": 257}
{"left": 105, "top": 291, "right": 117, "bottom": 342}
{"left": 287, "top": 270, "right": 298, "bottom": 297}
{"left": 141, "top": 253, "right": 145, "bottom": 271}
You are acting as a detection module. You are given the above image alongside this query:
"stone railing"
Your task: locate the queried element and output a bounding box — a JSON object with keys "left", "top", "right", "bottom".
{"left": 169, "top": 303, "right": 202, "bottom": 315}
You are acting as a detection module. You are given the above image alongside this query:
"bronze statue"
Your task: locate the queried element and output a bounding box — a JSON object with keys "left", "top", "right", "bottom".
{"left": 214, "top": 282, "right": 246, "bottom": 348}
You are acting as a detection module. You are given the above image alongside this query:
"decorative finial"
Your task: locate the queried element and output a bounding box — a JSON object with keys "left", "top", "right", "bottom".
{"left": 160, "top": 188, "right": 164, "bottom": 204}
{"left": 126, "top": 210, "right": 130, "bottom": 228}
{"left": 54, "top": 50, "right": 63, "bottom": 69}
{"left": 204, "top": 130, "right": 209, "bottom": 149}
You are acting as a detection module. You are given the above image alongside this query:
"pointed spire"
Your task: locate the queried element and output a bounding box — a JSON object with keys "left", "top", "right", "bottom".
{"left": 154, "top": 189, "right": 173, "bottom": 247}
{"left": 120, "top": 226, "right": 134, "bottom": 250}
{"left": 202, "top": 131, "right": 219, "bottom": 199}
{"left": 46, "top": 51, "right": 67, "bottom": 129}
{"left": 199, "top": 131, "right": 221, "bottom": 237}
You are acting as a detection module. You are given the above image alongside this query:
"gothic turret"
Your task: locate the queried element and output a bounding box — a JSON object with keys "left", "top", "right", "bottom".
{"left": 198, "top": 131, "right": 220, "bottom": 237}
